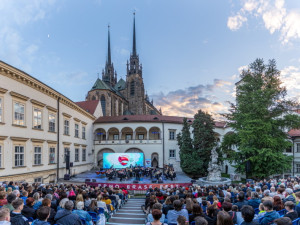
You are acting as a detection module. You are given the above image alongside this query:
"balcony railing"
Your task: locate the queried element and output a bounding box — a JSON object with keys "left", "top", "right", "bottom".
{"left": 94, "top": 139, "right": 162, "bottom": 145}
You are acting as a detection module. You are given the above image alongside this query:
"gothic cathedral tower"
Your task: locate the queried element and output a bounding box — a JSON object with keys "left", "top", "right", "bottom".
{"left": 125, "top": 13, "right": 146, "bottom": 115}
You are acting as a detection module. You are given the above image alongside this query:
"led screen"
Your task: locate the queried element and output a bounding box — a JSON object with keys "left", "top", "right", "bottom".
{"left": 103, "top": 153, "right": 144, "bottom": 169}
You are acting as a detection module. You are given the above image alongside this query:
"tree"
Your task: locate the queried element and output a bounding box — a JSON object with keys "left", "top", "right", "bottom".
{"left": 177, "top": 118, "right": 194, "bottom": 174}
{"left": 177, "top": 110, "right": 217, "bottom": 176}
{"left": 192, "top": 110, "right": 217, "bottom": 175}
{"left": 221, "top": 58, "right": 300, "bottom": 178}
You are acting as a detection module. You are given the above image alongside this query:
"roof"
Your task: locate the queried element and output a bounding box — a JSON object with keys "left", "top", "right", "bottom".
{"left": 114, "top": 78, "right": 126, "bottom": 91}
{"left": 0, "top": 61, "right": 95, "bottom": 120}
{"left": 94, "top": 114, "right": 227, "bottom": 128}
{"left": 91, "top": 78, "right": 111, "bottom": 91}
{"left": 75, "top": 100, "right": 99, "bottom": 115}
{"left": 90, "top": 78, "right": 127, "bottom": 100}
{"left": 288, "top": 129, "right": 300, "bottom": 137}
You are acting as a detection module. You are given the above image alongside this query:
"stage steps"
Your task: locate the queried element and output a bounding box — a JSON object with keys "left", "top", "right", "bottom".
{"left": 107, "top": 197, "right": 146, "bottom": 225}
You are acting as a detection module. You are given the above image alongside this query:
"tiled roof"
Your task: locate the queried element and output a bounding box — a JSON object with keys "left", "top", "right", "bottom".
{"left": 288, "top": 129, "right": 300, "bottom": 137}
{"left": 75, "top": 100, "right": 99, "bottom": 115}
{"left": 94, "top": 114, "right": 227, "bottom": 128}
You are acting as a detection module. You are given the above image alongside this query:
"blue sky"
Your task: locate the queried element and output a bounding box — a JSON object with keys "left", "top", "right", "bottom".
{"left": 1, "top": 0, "right": 300, "bottom": 118}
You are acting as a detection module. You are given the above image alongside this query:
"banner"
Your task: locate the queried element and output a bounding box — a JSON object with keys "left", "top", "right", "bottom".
{"left": 145, "top": 159, "right": 151, "bottom": 167}
{"left": 85, "top": 182, "right": 192, "bottom": 190}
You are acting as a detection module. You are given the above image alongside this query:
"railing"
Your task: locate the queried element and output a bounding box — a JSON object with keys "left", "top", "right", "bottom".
{"left": 94, "top": 139, "right": 162, "bottom": 145}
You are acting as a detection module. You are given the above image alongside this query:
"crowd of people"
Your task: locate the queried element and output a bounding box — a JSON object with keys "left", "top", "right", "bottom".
{"left": 142, "top": 177, "right": 300, "bottom": 225}
{"left": 0, "top": 181, "right": 129, "bottom": 225}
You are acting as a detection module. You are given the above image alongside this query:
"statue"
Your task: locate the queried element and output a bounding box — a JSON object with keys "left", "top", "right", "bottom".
{"left": 206, "top": 146, "right": 222, "bottom": 181}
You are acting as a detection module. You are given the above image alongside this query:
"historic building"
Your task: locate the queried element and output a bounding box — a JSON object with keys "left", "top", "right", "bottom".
{"left": 85, "top": 15, "right": 161, "bottom": 116}
{"left": 0, "top": 61, "right": 95, "bottom": 183}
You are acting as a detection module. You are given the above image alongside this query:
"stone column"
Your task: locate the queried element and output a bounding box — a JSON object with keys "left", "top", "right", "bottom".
{"left": 119, "top": 132, "right": 122, "bottom": 144}
{"left": 133, "top": 131, "right": 136, "bottom": 143}
{"left": 147, "top": 131, "right": 149, "bottom": 143}
{"left": 106, "top": 131, "right": 109, "bottom": 144}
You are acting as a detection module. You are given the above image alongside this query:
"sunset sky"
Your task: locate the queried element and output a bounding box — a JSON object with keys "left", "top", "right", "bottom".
{"left": 1, "top": 0, "right": 300, "bottom": 118}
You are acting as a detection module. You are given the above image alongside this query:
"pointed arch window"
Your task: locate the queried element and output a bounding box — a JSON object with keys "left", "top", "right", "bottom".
{"left": 130, "top": 81, "right": 135, "bottom": 96}
{"left": 101, "top": 95, "right": 106, "bottom": 116}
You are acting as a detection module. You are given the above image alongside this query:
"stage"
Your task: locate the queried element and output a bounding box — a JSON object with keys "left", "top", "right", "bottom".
{"left": 68, "top": 170, "right": 192, "bottom": 190}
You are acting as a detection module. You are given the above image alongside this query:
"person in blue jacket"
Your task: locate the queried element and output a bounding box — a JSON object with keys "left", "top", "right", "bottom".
{"left": 54, "top": 201, "right": 82, "bottom": 225}
{"left": 32, "top": 206, "right": 50, "bottom": 225}
{"left": 260, "top": 200, "right": 280, "bottom": 225}
{"left": 248, "top": 192, "right": 261, "bottom": 210}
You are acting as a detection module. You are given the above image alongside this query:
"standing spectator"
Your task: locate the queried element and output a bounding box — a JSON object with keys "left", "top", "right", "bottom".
{"left": 10, "top": 199, "right": 29, "bottom": 225}
{"left": 54, "top": 201, "right": 81, "bottom": 225}
{"left": 260, "top": 200, "right": 280, "bottom": 225}
{"left": 240, "top": 205, "right": 259, "bottom": 225}
{"left": 0, "top": 208, "right": 11, "bottom": 225}
{"left": 283, "top": 201, "right": 298, "bottom": 221}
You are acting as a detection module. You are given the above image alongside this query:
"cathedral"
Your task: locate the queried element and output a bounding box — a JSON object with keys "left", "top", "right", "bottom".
{"left": 85, "top": 14, "right": 161, "bottom": 116}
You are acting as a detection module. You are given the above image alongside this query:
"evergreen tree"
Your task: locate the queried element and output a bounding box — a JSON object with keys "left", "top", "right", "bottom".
{"left": 177, "top": 111, "right": 217, "bottom": 176}
{"left": 221, "top": 58, "right": 300, "bottom": 178}
{"left": 192, "top": 110, "right": 217, "bottom": 176}
{"left": 177, "top": 118, "right": 194, "bottom": 174}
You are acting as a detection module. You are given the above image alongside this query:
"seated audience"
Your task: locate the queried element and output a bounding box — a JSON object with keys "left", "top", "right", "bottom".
{"left": 166, "top": 200, "right": 189, "bottom": 224}
{"left": 260, "top": 200, "right": 280, "bottom": 225}
{"left": 284, "top": 201, "right": 298, "bottom": 221}
{"left": 0, "top": 208, "right": 11, "bottom": 225}
{"left": 54, "top": 201, "right": 81, "bottom": 225}
{"left": 240, "top": 205, "right": 259, "bottom": 225}
{"left": 10, "top": 199, "right": 29, "bottom": 225}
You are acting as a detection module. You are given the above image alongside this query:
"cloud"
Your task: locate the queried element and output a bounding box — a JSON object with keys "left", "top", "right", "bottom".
{"left": 281, "top": 65, "right": 300, "bottom": 100}
{"left": 150, "top": 79, "right": 234, "bottom": 119}
{"left": 0, "top": 0, "right": 56, "bottom": 71}
{"left": 227, "top": 14, "right": 247, "bottom": 31}
{"left": 227, "top": 0, "right": 300, "bottom": 44}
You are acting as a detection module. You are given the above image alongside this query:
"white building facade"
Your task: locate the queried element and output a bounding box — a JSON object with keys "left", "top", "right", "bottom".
{"left": 93, "top": 115, "right": 234, "bottom": 173}
{"left": 0, "top": 61, "right": 96, "bottom": 183}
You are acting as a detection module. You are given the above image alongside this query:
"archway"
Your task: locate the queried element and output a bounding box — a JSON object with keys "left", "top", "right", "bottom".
{"left": 97, "top": 148, "right": 114, "bottom": 168}
{"left": 94, "top": 128, "right": 106, "bottom": 142}
{"left": 107, "top": 127, "right": 119, "bottom": 140}
{"left": 135, "top": 127, "right": 147, "bottom": 140}
{"left": 121, "top": 127, "right": 133, "bottom": 141}
{"left": 151, "top": 153, "right": 159, "bottom": 168}
{"left": 149, "top": 127, "right": 161, "bottom": 140}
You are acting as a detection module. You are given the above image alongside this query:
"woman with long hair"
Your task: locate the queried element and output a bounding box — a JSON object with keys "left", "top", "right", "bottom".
{"left": 87, "top": 199, "right": 98, "bottom": 213}
{"left": 189, "top": 204, "right": 204, "bottom": 223}
{"left": 217, "top": 211, "right": 233, "bottom": 225}
{"left": 205, "top": 205, "right": 217, "bottom": 225}
{"left": 273, "top": 196, "right": 284, "bottom": 211}
{"left": 185, "top": 198, "right": 194, "bottom": 214}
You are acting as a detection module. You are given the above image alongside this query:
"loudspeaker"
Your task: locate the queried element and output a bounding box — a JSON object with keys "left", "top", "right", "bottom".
{"left": 152, "top": 179, "right": 157, "bottom": 183}
{"left": 246, "top": 160, "right": 251, "bottom": 173}
{"left": 85, "top": 179, "right": 91, "bottom": 182}
{"left": 64, "top": 174, "right": 70, "bottom": 180}
{"left": 70, "top": 162, "right": 73, "bottom": 167}
{"left": 66, "top": 154, "right": 70, "bottom": 170}
{"left": 133, "top": 180, "right": 139, "bottom": 183}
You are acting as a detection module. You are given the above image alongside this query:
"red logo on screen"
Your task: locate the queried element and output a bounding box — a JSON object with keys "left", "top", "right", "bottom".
{"left": 118, "top": 156, "right": 129, "bottom": 166}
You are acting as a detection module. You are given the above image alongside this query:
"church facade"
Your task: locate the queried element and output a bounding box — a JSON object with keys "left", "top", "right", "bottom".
{"left": 85, "top": 15, "right": 161, "bottom": 117}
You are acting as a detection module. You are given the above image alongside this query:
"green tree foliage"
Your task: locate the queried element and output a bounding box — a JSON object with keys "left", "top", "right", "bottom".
{"left": 221, "top": 58, "right": 300, "bottom": 179}
{"left": 177, "top": 111, "right": 217, "bottom": 176}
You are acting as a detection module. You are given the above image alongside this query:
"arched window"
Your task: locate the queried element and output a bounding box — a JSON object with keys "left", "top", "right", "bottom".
{"left": 130, "top": 81, "right": 135, "bottom": 96}
{"left": 92, "top": 95, "right": 96, "bottom": 100}
{"left": 101, "top": 95, "right": 106, "bottom": 116}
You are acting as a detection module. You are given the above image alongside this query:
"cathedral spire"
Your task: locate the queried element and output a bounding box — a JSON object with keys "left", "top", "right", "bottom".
{"left": 132, "top": 12, "right": 137, "bottom": 57}
{"left": 107, "top": 24, "right": 111, "bottom": 65}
